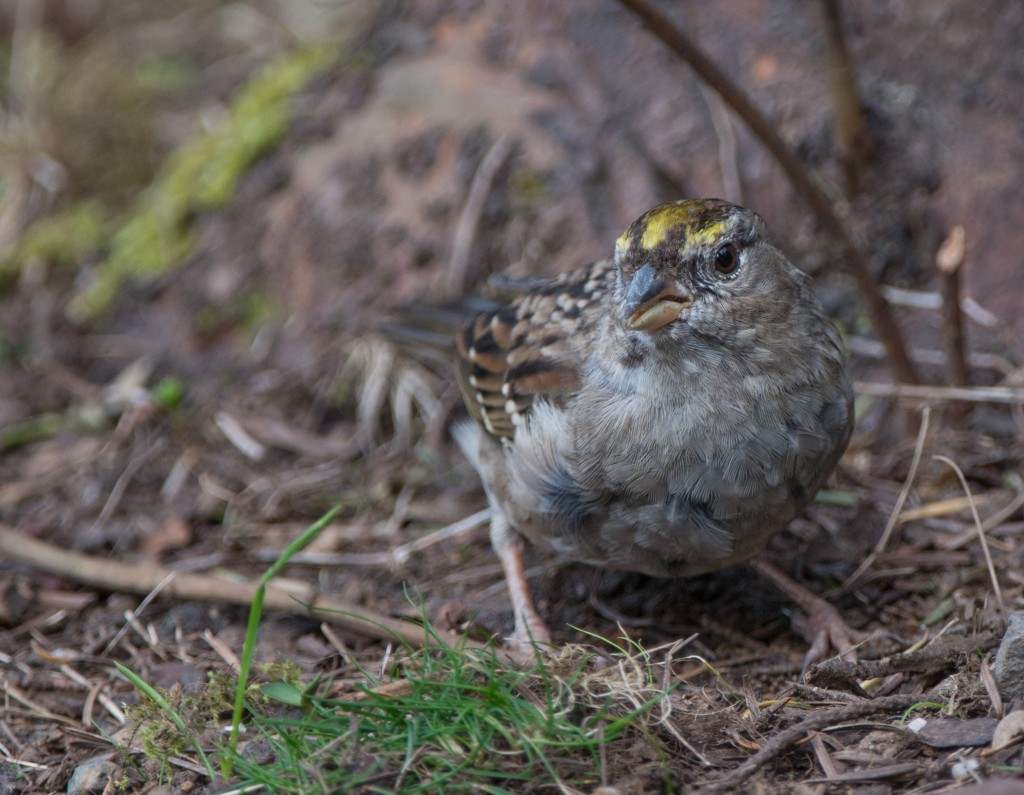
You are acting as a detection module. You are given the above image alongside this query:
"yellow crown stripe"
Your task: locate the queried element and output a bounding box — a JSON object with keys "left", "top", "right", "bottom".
{"left": 638, "top": 203, "right": 727, "bottom": 251}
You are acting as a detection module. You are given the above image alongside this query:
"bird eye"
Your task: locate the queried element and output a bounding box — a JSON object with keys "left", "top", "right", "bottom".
{"left": 714, "top": 243, "right": 739, "bottom": 274}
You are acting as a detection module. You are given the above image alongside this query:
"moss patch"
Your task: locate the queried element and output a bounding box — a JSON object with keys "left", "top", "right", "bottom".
{"left": 0, "top": 201, "right": 107, "bottom": 287}
{"left": 64, "top": 44, "right": 336, "bottom": 323}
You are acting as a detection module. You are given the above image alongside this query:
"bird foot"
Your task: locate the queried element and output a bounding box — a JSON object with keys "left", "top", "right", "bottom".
{"left": 490, "top": 517, "right": 557, "bottom": 658}
{"left": 747, "top": 557, "right": 871, "bottom": 671}
{"left": 503, "top": 616, "right": 554, "bottom": 661}
{"left": 794, "top": 596, "right": 873, "bottom": 672}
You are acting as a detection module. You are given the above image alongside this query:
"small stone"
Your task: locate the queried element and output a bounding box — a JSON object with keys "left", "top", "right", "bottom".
{"left": 992, "top": 709, "right": 1024, "bottom": 748}
{"left": 993, "top": 612, "right": 1024, "bottom": 699}
{"left": 915, "top": 717, "right": 998, "bottom": 748}
{"left": 67, "top": 756, "right": 117, "bottom": 794}
{"left": 240, "top": 737, "right": 276, "bottom": 766}
{"left": 0, "top": 761, "right": 18, "bottom": 795}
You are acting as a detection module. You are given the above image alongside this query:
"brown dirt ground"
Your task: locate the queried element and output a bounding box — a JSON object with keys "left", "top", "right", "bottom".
{"left": 1, "top": 1, "right": 1024, "bottom": 792}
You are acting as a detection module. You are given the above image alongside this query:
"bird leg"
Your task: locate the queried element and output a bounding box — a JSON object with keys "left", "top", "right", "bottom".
{"left": 747, "top": 557, "right": 871, "bottom": 669}
{"left": 490, "top": 513, "right": 552, "bottom": 651}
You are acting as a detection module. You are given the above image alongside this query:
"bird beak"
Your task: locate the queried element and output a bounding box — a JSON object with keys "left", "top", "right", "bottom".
{"left": 623, "top": 262, "right": 692, "bottom": 332}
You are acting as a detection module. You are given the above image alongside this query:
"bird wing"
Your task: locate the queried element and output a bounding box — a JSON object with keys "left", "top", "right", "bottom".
{"left": 455, "top": 259, "right": 615, "bottom": 441}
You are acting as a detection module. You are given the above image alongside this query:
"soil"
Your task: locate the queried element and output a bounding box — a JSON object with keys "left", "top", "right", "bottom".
{"left": 1, "top": 1, "right": 1023, "bottom": 792}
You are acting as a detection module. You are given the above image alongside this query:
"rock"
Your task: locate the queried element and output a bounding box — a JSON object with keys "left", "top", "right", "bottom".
{"left": 912, "top": 717, "right": 998, "bottom": 749}
{"left": 0, "top": 761, "right": 17, "bottom": 795}
{"left": 992, "top": 612, "right": 1024, "bottom": 699}
{"left": 992, "top": 709, "right": 1024, "bottom": 748}
{"left": 66, "top": 755, "right": 117, "bottom": 794}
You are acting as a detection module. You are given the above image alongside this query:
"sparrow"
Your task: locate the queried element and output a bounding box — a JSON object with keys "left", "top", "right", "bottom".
{"left": 454, "top": 199, "right": 855, "bottom": 654}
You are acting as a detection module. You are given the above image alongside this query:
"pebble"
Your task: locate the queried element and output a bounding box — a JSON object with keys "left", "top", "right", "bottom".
{"left": 66, "top": 756, "right": 117, "bottom": 794}
{"left": 992, "top": 612, "right": 1024, "bottom": 699}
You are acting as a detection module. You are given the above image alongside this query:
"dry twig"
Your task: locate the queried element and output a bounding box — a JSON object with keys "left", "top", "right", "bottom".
{"left": 936, "top": 225, "right": 969, "bottom": 389}
{"left": 843, "top": 406, "right": 930, "bottom": 591}
{"left": 705, "top": 693, "right": 933, "bottom": 792}
{"left": 817, "top": 0, "right": 873, "bottom": 188}
{"left": 442, "top": 134, "right": 514, "bottom": 300}
{"left": 854, "top": 382, "right": 1024, "bottom": 404}
{"left": 806, "top": 632, "right": 1001, "bottom": 691}
{"left": 933, "top": 455, "right": 1006, "bottom": 617}
{"left": 0, "top": 522, "right": 482, "bottom": 649}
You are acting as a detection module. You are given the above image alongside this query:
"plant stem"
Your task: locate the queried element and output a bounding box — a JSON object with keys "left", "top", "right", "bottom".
{"left": 817, "top": 0, "right": 873, "bottom": 190}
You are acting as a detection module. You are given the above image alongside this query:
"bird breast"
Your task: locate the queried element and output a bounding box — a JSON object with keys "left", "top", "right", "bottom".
{"left": 500, "top": 338, "right": 851, "bottom": 577}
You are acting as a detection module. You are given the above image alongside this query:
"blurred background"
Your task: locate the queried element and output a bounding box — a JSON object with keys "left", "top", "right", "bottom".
{"left": 1, "top": 2, "right": 1022, "bottom": 790}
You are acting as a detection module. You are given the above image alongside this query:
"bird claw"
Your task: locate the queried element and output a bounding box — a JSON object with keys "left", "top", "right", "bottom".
{"left": 796, "top": 598, "right": 873, "bottom": 673}
{"left": 502, "top": 620, "right": 554, "bottom": 663}
{"left": 747, "top": 558, "right": 871, "bottom": 672}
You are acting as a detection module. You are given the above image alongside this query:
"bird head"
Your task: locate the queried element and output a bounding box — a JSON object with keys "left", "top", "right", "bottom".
{"left": 614, "top": 199, "right": 776, "bottom": 334}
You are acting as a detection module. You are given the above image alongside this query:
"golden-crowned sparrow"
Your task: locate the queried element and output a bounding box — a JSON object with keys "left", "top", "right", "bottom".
{"left": 455, "top": 199, "right": 854, "bottom": 652}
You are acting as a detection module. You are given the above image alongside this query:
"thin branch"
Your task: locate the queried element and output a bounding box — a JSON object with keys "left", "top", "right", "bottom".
{"left": 614, "top": 0, "right": 919, "bottom": 383}
{"left": 847, "top": 336, "right": 1014, "bottom": 377}
{"left": 442, "top": 134, "right": 514, "bottom": 300}
{"left": 842, "top": 406, "right": 929, "bottom": 591}
{"left": 704, "top": 693, "right": 932, "bottom": 792}
{"left": 807, "top": 631, "right": 1000, "bottom": 689}
{"left": 854, "top": 382, "right": 1024, "bottom": 404}
{"left": 0, "top": 522, "right": 482, "bottom": 649}
{"left": 881, "top": 285, "right": 1000, "bottom": 327}
{"left": 699, "top": 83, "right": 743, "bottom": 203}
{"left": 817, "top": 0, "right": 873, "bottom": 188}
{"left": 933, "top": 455, "right": 1006, "bottom": 617}
{"left": 936, "top": 225, "right": 969, "bottom": 387}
